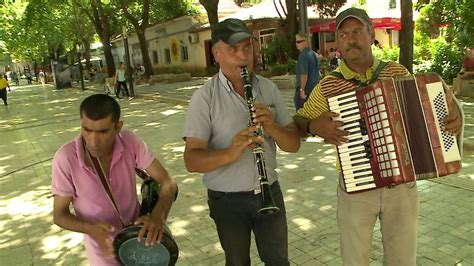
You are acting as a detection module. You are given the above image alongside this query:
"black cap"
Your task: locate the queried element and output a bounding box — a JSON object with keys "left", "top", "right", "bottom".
{"left": 211, "top": 18, "right": 253, "bottom": 45}
{"left": 336, "top": 7, "right": 372, "bottom": 30}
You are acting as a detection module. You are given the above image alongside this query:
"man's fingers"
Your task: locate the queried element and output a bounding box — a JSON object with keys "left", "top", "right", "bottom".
{"left": 137, "top": 224, "right": 147, "bottom": 242}
{"left": 239, "top": 126, "right": 258, "bottom": 136}
{"left": 323, "top": 112, "right": 340, "bottom": 118}
{"left": 445, "top": 120, "right": 461, "bottom": 134}
{"left": 98, "top": 223, "right": 115, "bottom": 233}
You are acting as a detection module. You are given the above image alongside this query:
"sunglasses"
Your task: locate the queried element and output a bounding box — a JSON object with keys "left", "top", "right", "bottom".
{"left": 295, "top": 40, "right": 306, "bottom": 44}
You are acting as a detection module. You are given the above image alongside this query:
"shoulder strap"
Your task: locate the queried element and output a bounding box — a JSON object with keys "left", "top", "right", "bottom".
{"left": 329, "top": 60, "right": 388, "bottom": 86}
{"left": 369, "top": 60, "right": 388, "bottom": 83}
{"left": 83, "top": 141, "right": 127, "bottom": 227}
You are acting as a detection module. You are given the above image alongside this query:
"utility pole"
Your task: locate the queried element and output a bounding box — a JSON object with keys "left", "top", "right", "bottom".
{"left": 122, "top": 26, "right": 134, "bottom": 97}
{"left": 299, "top": 0, "right": 309, "bottom": 34}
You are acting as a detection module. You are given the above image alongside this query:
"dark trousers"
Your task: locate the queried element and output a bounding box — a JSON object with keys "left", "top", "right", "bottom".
{"left": 207, "top": 181, "right": 289, "bottom": 266}
{"left": 117, "top": 81, "right": 130, "bottom": 97}
{"left": 0, "top": 89, "right": 7, "bottom": 105}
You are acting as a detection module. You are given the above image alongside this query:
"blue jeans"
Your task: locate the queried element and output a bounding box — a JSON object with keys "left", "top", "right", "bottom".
{"left": 207, "top": 181, "right": 289, "bottom": 266}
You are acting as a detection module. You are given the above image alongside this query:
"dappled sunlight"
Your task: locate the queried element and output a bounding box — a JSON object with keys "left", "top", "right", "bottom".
{"left": 190, "top": 205, "right": 207, "bottom": 213}
{"left": 320, "top": 155, "right": 336, "bottom": 164}
{"left": 182, "top": 177, "right": 197, "bottom": 184}
{"left": 169, "top": 220, "right": 190, "bottom": 236}
{"left": 176, "top": 85, "right": 203, "bottom": 92}
{"left": 285, "top": 195, "right": 295, "bottom": 202}
{"left": 324, "top": 148, "right": 335, "bottom": 154}
{"left": 161, "top": 109, "right": 180, "bottom": 116}
{"left": 145, "top": 122, "right": 161, "bottom": 126}
{"left": 41, "top": 232, "right": 83, "bottom": 260}
{"left": 305, "top": 137, "right": 323, "bottom": 143}
{"left": 171, "top": 145, "right": 185, "bottom": 153}
{"left": 0, "top": 154, "right": 14, "bottom": 161}
{"left": 6, "top": 189, "right": 52, "bottom": 216}
{"left": 283, "top": 164, "right": 298, "bottom": 169}
{"left": 53, "top": 112, "right": 71, "bottom": 117}
{"left": 0, "top": 165, "right": 9, "bottom": 175}
{"left": 292, "top": 217, "right": 315, "bottom": 231}
{"left": 319, "top": 205, "right": 334, "bottom": 212}
{"left": 160, "top": 142, "right": 185, "bottom": 161}
{"left": 312, "top": 175, "right": 326, "bottom": 181}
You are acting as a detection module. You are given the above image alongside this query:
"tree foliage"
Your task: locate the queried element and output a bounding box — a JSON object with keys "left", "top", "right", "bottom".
{"left": 309, "top": 0, "right": 346, "bottom": 17}
{"left": 416, "top": 0, "right": 474, "bottom": 48}
{"left": 113, "top": 0, "right": 198, "bottom": 77}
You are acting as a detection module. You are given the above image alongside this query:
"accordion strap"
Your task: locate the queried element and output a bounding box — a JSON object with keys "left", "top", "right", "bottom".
{"left": 83, "top": 140, "right": 127, "bottom": 227}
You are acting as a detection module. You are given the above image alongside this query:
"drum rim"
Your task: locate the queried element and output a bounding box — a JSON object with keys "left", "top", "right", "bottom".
{"left": 113, "top": 225, "right": 179, "bottom": 264}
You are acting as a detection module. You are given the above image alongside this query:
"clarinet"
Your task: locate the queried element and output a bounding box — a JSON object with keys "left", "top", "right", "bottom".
{"left": 240, "top": 66, "right": 280, "bottom": 215}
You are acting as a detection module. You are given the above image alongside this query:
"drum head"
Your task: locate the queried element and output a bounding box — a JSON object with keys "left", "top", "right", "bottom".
{"left": 118, "top": 238, "right": 170, "bottom": 265}
{"left": 114, "top": 225, "right": 179, "bottom": 266}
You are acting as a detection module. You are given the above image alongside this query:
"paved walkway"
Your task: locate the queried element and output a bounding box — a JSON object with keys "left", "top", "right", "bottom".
{"left": 0, "top": 79, "right": 472, "bottom": 265}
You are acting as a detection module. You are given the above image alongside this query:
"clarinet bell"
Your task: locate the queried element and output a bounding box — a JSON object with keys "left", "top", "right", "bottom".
{"left": 257, "top": 184, "right": 280, "bottom": 215}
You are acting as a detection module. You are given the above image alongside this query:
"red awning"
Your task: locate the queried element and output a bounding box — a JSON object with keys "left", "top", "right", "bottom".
{"left": 310, "top": 17, "right": 401, "bottom": 33}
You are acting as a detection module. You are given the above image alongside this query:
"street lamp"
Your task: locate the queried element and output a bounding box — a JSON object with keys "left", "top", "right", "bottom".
{"left": 76, "top": 44, "right": 85, "bottom": 91}
{"left": 122, "top": 26, "right": 134, "bottom": 97}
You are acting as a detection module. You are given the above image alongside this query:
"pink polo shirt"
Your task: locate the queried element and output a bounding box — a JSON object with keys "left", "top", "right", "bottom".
{"left": 51, "top": 129, "right": 155, "bottom": 265}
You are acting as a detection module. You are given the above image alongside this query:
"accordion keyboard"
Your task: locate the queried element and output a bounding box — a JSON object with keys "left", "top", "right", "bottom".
{"left": 329, "top": 91, "right": 376, "bottom": 192}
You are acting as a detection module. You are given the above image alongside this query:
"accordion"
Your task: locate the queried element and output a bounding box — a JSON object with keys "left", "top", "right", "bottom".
{"left": 328, "top": 73, "right": 462, "bottom": 193}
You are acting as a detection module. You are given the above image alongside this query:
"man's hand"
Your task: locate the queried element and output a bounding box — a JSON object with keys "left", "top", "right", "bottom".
{"left": 87, "top": 222, "right": 115, "bottom": 257}
{"left": 252, "top": 102, "right": 275, "bottom": 131}
{"left": 444, "top": 89, "right": 462, "bottom": 135}
{"left": 300, "top": 90, "right": 307, "bottom": 99}
{"left": 227, "top": 126, "right": 262, "bottom": 162}
{"left": 134, "top": 214, "right": 165, "bottom": 247}
{"left": 308, "top": 112, "right": 348, "bottom": 145}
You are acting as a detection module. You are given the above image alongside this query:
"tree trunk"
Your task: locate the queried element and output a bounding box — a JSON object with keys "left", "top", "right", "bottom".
{"left": 100, "top": 36, "right": 116, "bottom": 77}
{"left": 286, "top": 0, "right": 299, "bottom": 59}
{"left": 399, "top": 0, "right": 414, "bottom": 73}
{"left": 200, "top": 0, "right": 219, "bottom": 27}
{"left": 136, "top": 29, "right": 154, "bottom": 78}
{"left": 84, "top": 41, "right": 91, "bottom": 71}
{"left": 90, "top": 0, "right": 116, "bottom": 77}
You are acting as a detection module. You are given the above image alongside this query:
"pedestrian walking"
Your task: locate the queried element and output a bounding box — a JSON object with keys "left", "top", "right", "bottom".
{"left": 114, "top": 62, "right": 132, "bottom": 100}
{"left": 39, "top": 69, "right": 45, "bottom": 85}
{"left": 0, "top": 73, "right": 9, "bottom": 105}
{"left": 294, "top": 33, "right": 320, "bottom": 110}
{"left": 293, "top": 7, "right": 464, "bottom": 265}
{"left": 183, "top": 18, "right": 300, "bottom": 265}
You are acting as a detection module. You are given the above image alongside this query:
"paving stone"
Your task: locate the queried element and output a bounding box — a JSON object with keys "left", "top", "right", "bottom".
{"left": 0, "top": 81, "right": 473, "bottom": 265}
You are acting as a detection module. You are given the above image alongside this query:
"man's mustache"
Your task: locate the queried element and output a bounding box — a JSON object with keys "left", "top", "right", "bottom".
{"left": 345, "top": 44, "right": 361, "bottom": 52}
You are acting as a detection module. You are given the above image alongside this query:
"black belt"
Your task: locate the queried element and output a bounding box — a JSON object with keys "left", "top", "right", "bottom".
{"left": 208, "top": 181, "right": 279, "bottom": 197}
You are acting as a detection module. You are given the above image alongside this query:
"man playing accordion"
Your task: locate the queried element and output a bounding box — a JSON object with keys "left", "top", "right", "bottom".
{"left": 293, "top": 7, "right": 463, "bottom": 266}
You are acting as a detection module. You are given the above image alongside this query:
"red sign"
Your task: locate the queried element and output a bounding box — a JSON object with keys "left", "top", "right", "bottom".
{"left": 310, "top": 17, "right": 402, "bottom": 33}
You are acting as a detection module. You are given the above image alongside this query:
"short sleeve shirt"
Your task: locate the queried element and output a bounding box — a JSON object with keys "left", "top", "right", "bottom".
{"left": 295, "top": 47, "right": 320, "bottom": 93}
{"left": 463, "top": 56, "right": 474, "bottom": 71}
{"left": 183, "top": 70, "right": 293, "bottom": 192}
{"left": 51, "top": 129, "right": 155, "bottom": 265}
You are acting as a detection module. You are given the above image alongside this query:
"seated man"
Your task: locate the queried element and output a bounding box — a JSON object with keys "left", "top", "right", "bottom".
{"left": 454, "top": 48, "right": 474, "bottom": 94}
{"left": 51, "top": 94, "right": 177, "bottom": 265}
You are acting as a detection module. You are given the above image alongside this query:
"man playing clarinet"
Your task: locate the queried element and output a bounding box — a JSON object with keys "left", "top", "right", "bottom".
{"left": 293, "top": 7, "right": 464, "bottom": 266}
{"left": 183, "top": 18, "right": 300, "bottom": 265}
